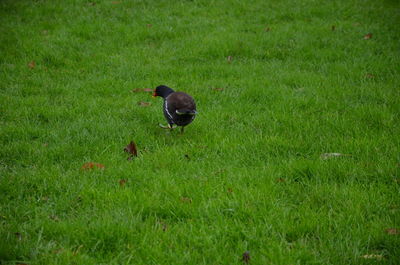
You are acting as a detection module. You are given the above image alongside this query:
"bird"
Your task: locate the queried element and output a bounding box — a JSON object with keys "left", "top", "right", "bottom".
{"left": 153, "top": 85, "right": 197, "bottom": 133}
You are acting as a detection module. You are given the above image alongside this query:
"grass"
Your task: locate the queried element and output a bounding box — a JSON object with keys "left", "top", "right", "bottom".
{"left": 1, "top": 0, "right": 399, "bottom": 264}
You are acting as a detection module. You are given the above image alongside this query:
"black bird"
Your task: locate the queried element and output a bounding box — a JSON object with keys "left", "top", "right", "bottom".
{"left": 153, "top": 85, "right": 197, "bottom": 133}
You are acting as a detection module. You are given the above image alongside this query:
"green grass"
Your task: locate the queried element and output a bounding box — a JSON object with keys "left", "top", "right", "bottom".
{"left": 1, "top": 0, "right": 400, "bottom": 264}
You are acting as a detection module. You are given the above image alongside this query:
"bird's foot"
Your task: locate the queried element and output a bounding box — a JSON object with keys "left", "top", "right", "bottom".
{"left": 159, "top": 124, "right": 176, "bottom": 130}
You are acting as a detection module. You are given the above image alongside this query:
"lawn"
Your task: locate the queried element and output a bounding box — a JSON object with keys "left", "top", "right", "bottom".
{"left": 1, "top": 0, "right": 399, "bottom": 264}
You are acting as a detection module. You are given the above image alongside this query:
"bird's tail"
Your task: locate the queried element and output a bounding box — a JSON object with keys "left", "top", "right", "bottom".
{"left": 176, "top": 109, "right": 197, "bottom": 116}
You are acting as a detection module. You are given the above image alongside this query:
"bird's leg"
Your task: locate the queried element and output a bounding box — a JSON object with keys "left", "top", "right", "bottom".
{"left": 180, "top": 126, "right": 185, "bottom": 134}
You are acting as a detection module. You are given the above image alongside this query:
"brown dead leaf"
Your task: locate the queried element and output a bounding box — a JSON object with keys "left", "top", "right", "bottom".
{"left": 119, "top": 179, "right": 127, "bottom": 187}
{"left": 49, "top": 215, "right": 60, "bottom": 222}
{"left": 28, "top": 61, "right": 36, "bottom": 69}
{"left": 138, "top": 101, "right": 151, "bottom": 107}
{"left": 364, "top": 33, "right": 372, "bottom": 40}
{"left": 88, "top": 2, "right": 96, "bottom": 6}
{"left": 111, "top": 1, "right": 121, "bottom": 4}
{"left": 146, "top": 24, "right": 153, "bottom": 28}
{"left": 227, "top": 188, "right": 233, "bottom": 193}
{"left": 81, "top": 162, "right": 105, "bottom": 170}
{"left": 264, "top": 27, "right": 270, "bottom": 32}
{"left": 361, "top": 254, "right": 383, "bottom": 260}
{"left": 365, "top": 73, "right": 375, "bottom": 79}
{"left": 276, "top": 177, "right": 285, "bottom": 183}
{"left": 124, "top": 141, "right": 138, "bottom": 157}
{"left": 180, "top": 197, "right": 192, "bottom": 203}
{"left": 385, "top": 228, "right": 399, "bottom": 235}
{"left": 212, "top": 87, "right": 224, "bottom": 91}
{"left": 227, "top": 55, "right": 233, "bottom": 63}
{"left": 242, "top": 251, "right": 250, "bottom": 264}
{"left": 331, "top": 25, "right": 336, "bottom": 31}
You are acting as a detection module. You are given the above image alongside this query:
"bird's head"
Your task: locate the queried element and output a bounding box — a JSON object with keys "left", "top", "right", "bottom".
{"left": 153, "top": 85, "right": 174, "bottom": 98}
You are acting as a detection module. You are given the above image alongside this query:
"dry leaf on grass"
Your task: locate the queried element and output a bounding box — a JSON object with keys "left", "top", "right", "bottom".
{"left": 364, "top": 33, "right": 372, "bottom": 40}
{"left": 385, "top": 228, "right": 399, "bottom": 235}
{"left": 119, "top": 179, "right": 127, "bottom": 187}
{"left": 227, "top": 55, "right": 233, "bottom": 63}
{"left": 276, "top": 177, "right": 285, "bottom": 183}
{"left": 138, "top": 101, "right": 151, "bottom": 107}
{"left": 365, "top": 73, "right": 375, "bottom": 79}
{"left": 81, "top": 162, "right": 105, "bottom": 170}
{"left": 124, "top": 141, "right": 138, "bottom": 156}
{"left": 180, "top": 197, "right": 192, "bottom": 203}
{"left": 212, "top": 87, "right": 224, "bottom": 91}
{"left": 28, "top": 61, "right": 36, "bottom": 69}
{"left": 264, "top": 27, "right": 270, "bottom": 32}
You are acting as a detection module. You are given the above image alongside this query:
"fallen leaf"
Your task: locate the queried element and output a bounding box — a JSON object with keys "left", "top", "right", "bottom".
{"left": 264, "top": 27, "right": 270, "bottom": 32}
{"left": 365, "top": 73, "right": 375, "bottom": 79}
{"left": 385, "top": 228, "right": 399, "bottom": 235}
{"left": 146, "top": 24, "right": 152, "bottom": 28}
{"left": 124, "top": 141, "right": 138, "bottom": 157}
{"left": 364, "top": 33, "right": 372, "bottom": 40}
{"left": 138, "top": 101, "right": 151, "bottom": 107}
{"left": 81, "top": 162, "right": 105, "bottom": 170}
{"left": 180, "top": 197, "right": 192, "bottom": 203}
{"left": 212, "top": 87, "right": 224, "bottom": 91}
{"left": 88, "top": 2, "right": 96, "bottom": 6}
{"left": 111, "top": 1, "right": 121, "bottom": 4}
{"left": 320, "top": 153, "right": 350, "bottom": 160}
{"left": 331, "top": 25, "right": 336, "bottom": 31}
{"left": 242, "top": 251, "right": 250, "bottom": 264}
{"left": 361, "top": 254, "right": 383, "bottom": 260}
{"left": 227, "top": 188, "right": 233, "bottom": 193}
{"left": 276, "top": 177, "right": 285, "bottom": 183}
{"left": 43, "top": 143, "right": 48, "bottom": 147}
{"left": 119, "top": 179, "right": 127, "bottom": 187}
{"left": 49, "top": 215, "right": 60, "bottom": 222}
{"left": 28, "top": 61, "right": 36, "bottom": 69}
{"left": 227, "top": 55, "right": 233, "bottom": 63}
